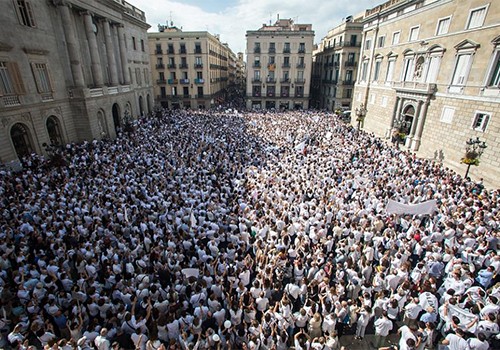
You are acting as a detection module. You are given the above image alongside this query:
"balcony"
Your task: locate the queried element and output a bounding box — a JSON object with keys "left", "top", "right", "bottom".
{"left": 194, "top": 63, "right": 203, "bottom": 68}
{"left": 155, "top": 49, "right": 163, "bottom": 55}
{"left": 280, "top": 78, "right": 291, "bottom": 84}
{"left": 266, "top": 78, "right": 276, "bottom": 84}
{"left": 156, "top": 94, "right": 167, "bottom": 100}
{"left": 298, "top": 48, "right": 305, "bottom": 53}
{"left": 342, "top": 80, "right": 354, "bottom": 85}
{"left": 392, "top": 81, "right": 437, "bottom": 95}
{"left": 282, "top": 63, "right": 290, "bottom": 68}
{"left": 194, "top": 48, "right": 202, "bottom": 54}
{"left": 156, "top": 63, "right": 165, "bottom": 69}
{"left": 252, "top": 78, "right": 261, "bottom": 83}
{"left": 345, "top": 61, "right": 357, "bottom": 67}
{"left": 281, "top": 92, "right": 290, "bottom": 97}
{"left": 167, "top": 49, "right": 174, "bottom": 54}
{"left": 195, "top": 94, "right": 204, "bottom": 98}
{"left": 167, "top": 79, "right": 178, "bottom": 84}
{"left": 167, "top": 64, "right": 176, "bottom": 69}
{"left": 253, "top": 47, "right": 261, "bottom": 53}
{"left": 180, "top": 48, "right": 186, "bottom": 54}
{"left": 183, "top": 94, "right": 190, "bottom": 98}
{"left": 180, "top": 63, "right": 188, "bottom": 69}
{"left": 268, "top": 48, "right": 276, "bottom": 54}
{"left": 156, "top": 79, "right": 166, "bottom": 84}
{"left": 252, "top": 92, "right": 261, "bottom": 97}
{"left": 194, "top": 78, "right": 205, "bottom": 84}
{"left": 180, "top": 79, "right": 190, "bottom": 84}
{"left": 295, "top": 93, "right": 304, "bottom": 97}
{"left": 283, "top": 48, "right": 291, "bottom": 53}
{"left": 322, "top": 79, "right": 337, "bottom": 85}
{"left": 296, "top": 63, "right": 305, "bottom": 68}
{"left": 295, "top": 78, "right": 306, "bottom": 84}
{"left": 267, "top": 92, "right": 275, "bottom": 97}
{"left": 252, "top": 62, "right": 261, "bottom": 68}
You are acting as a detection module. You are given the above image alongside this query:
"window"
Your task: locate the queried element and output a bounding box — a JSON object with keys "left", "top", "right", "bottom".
{"left": 381, "top": 96, "right": 388, "bottom": 107}
{"left": 140, "top": 39, "right": 145, "bottom": 52}
{"left": 440, "top": 106, "right": 455, "bottom": 124}
{"left": 254, "top": 42, "right": 260, "bottom": 53}
{"left": 297, "top": 71, "right": 304, "bottom": 80}
{"left": 283, "top": 42, "right": 290, "bottom": 53}
{"left": 31, "top": 63, "right": 52, "bottom": 93}
{"left": 283, "top": 56, "right": 290, "bottom": 67}
{"left": 135, "top": 68, "right": 141, "bottom": 85}
{"left": 180, "top": 43, "right": 186, "bottom": 54}
{"left": 467, "top": 6, "right": 487, "bottom": 29}
{"left": 409, "top": 26, "right": 419, "bottom": 41}
{"left": 485, "top": 42, "right": 500, "bottom": 87}
{"left": 155, "top": 43, "right": 162, "bottom": 53}
{"left": 350, "top": 35, "right": 357, "bottom": 46}
{"left": 451, "top": 54, "right": 472, "bottom": 87}
{"left": 298, "top": 43, "right": 305, "bottom": 53}
{"left": 402, "top": 55, "right": 415, "bottom": 82}
{"left": 195, "top": 43, "right": 202, "bottom": 53}
{"left": 425, "top": 48, "right": 444, "bottom": 83}
{"left": 436, "top": 17, "right": 451, "bottom": 35}
{"left": 15, "top": 0, "right": 36, "bottom": 27}
{"left": 386, "top": 58, "right": 396, "bottom": 83}
{"left": 143, "top": 68, "right": 149, "bottom": 85}
{"left": 132, "top": 37, "right": 136, "bottom": 50}
{"left": 196, "top": 71, "right": 203, "bottom": 79}
{"left": 0, "top": 62, "right": 15, "bottom": 95}
{"left": 392, "top": 32, "right": 400, "bottom": 45}
{"left": 373, "top": 59, "right": 382, "bottom": 81}
{"left": 345, "top": 70, "right": 353, "bottom": 83}
{"left": 361, "top": 61, "right": 368, "bottom": 81}
{"left": 168, "top": 44, "right": 174, "bottom": 54}
{"left": 254, "top": 70, "right": 260, "bottom": 79}
{"left": 364, "top": 38, "right": 372, "bottom": 50}
{"left": 471, "top": 111, "right": 490, "bottom": 131}
{"left": 378, "top": 36, "right": 385, "bottom": 48}
{"left": 269, "top": 42, "right": 276, "bottom": 53}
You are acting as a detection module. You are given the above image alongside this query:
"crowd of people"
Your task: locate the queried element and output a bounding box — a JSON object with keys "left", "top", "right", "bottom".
{"left": 0, "top": 107, "right": 498, "bottom": 350}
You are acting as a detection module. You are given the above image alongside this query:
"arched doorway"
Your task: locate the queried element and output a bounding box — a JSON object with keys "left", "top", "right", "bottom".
{"left": 138, "top": 95, "right": 144, "bottom": 117}
{"left": 401, "top": 105, "right": 415, "bottom": 135}
{"left": 11, "top": 123, "right": 34, "bottom": 159}
{"left": 46, "top": 116, "right": 63, "bottom": 146}
{"left": 112, "top": 103, "right": 121, "bottom": 133}
{"left": 146, "top": 94, "right": 151, "bottom": 114}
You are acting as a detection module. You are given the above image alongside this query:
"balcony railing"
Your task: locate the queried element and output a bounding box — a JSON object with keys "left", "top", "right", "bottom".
{"left": 252, "top": 78, "right": 261, "bottom": 83}
{"left": 156, "top": 95, "right": 167, "bottom": 100}
{"left": 180, "top": 63, "right": 188, "bottom": 69}
{"left": 167, "top": 64, "right": 176, "bottom": 69}
{"left": 167, "top": 49, "right": 174, "bottom": 54}
{"left": 156, "top": 63, "right": 165, "bottom": 69}
{"left": 252, "top": 92, "right": 261, "bottom": 97}
{"left": 268, "top": 48, "right": 276, "bottom": 53}
{"left": 283, "top": 48, "right": 291, "bottom": 53}
{"left": 180, "top": 79, "right": 190, "bottom": 84}
{"left": 322, "top": 79, "right": 337, "bottom": 85}
{"left": 282, "top": 63, "right": 290, "bottom": 68}
{"left": 194, "top": 63, "right": 203, "bottom": 68}
{"left": 267, "top": 92, "right": 275, "bottom": 97}
{"left": 156, "top": 79, "right": 166, "bottom": 84}
{"left": 266, "top": 78, "right": 276, "bottom": 84}
{"left": 295, "top": 93, "right": 304, "bottom": 97}
{"left": 183, "top": 94, "right": 190, "bottom": 98}
{"left": 253, "top": 47, "right": 261, "bottom": 53}
{"left": 298, "top": 48, "right": 306, "bottom": 53}
{"left": 345, "top": 61, "right": 357, "bottom": 67}
{"left": 281, "top": 92, "right": 290, "bottom": 97}
{"left": 155, "top": 49, "right": 163, "bottom": 54}
{"left": 280, "top": 78, "right": 291, "bottom": 83}
{"left": 180, "top": 48, "right": 186, "bottom": 54}
{"left": 195, "top": 94, "right": 204, "bottom": 98}
{"left": 392, "top": 81, "right": 437, "bottom": 94}
{"left": 167, "top": 79, "right": 178, "bottom": 84}
{"left": 342, "top": 80, "right": 354, "bottom": 85}
{"left": 296, "top": 63, "right": 305, "bottom": 68}
{"left": 194, "top": 78, "right": 205, "bottom": 84}
{"left": 295, "top": 78, "right": 306, "bottom": 84}
{"left": 194, "top": 48, "right": 202, "bottom": 54}
{"left": 253, "top": 62, "right": 261, "bottom": 68}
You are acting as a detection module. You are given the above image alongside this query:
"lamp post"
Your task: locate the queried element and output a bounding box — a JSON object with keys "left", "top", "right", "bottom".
{"left": 355, "top": 103, "right": 367, "bottom": 130}
{"left": 462, "top": 137, "right": 487, "bottom": 179}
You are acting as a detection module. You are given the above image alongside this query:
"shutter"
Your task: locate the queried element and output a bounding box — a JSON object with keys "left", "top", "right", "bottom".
{"left": 8, "top": 62, "right": 26, "bottom": 95}
{"left": 30, "top": 62, "right": 42, "bottom": 93}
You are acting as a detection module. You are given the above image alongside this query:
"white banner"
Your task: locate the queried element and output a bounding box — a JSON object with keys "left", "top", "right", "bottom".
{"left": 439, "top": 304, "right": 478, "bottom": 333}
{"left": 386, "top": 199, "right": 437, "bottom": 215}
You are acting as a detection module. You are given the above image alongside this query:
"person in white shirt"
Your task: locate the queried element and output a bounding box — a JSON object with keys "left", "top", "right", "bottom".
{"left": 467, "top": 333, "right": 489, "bottom": 350}
{"left": 442, "top": 328, "right": 471, "bottom": 350}
{"left": 94, "top": 328, "right": 110, "bottom": 350}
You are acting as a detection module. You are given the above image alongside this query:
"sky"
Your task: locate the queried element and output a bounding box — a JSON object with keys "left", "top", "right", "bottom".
{"left": 127, "top": 0, "right": 381, "bottom": 57}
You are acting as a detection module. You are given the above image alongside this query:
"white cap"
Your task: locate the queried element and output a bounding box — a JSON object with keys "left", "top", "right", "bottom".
{"left": 212, "top": 334, "right": 220, "bottom": 342}
{"left": 224, "top": 320, "right": 231, "bottom": 329}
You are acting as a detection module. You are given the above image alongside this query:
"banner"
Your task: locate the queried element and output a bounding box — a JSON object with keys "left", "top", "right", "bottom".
{"left": 386, "top": 199, "right": 437, "bottom": 215}
{"left": 439, "top": 303, "right": 478, "bottom": 333}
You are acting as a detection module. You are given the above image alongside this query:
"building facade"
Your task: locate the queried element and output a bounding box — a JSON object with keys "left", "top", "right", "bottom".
{"left": 312, "top": 16, "right": 363, "bottom": 111}
{"left": 352, "top": 0, "right": 500, "bottom": 186}
{"left": 246, "top": 18, "right": 314, "bottom": 110}
{"left": 0, "top": 0, "right": 153, "bottom": 168}
{"left": 149, "top": 27, "right": 233, "bottom": 110}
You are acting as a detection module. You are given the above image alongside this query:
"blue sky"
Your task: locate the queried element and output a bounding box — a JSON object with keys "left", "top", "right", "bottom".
{"left": 127, "top": 0, "right": 381, "bottom": 57}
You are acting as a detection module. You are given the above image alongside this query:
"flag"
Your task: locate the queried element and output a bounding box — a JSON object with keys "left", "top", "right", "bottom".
{"left": 386, "top": 199, "right": 437, "bottom": 215}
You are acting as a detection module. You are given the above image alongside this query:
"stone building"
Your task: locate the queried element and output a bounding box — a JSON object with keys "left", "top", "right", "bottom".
{"left": 149, "top": 26, "right": 233, "bottom": 110}
{"left": 352, "top": 0, "right": 500, "bottom": 186}
{"left": 246, "top": 18, "right": 315, "bottom": 110}
{"left": 312, "top": 15, "right": 363, "bottom": 111}
{"left": 0, "top": 0, "right": 153, "bottom": 168}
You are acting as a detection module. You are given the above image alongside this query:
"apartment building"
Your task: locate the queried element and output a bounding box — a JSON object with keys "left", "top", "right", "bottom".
{"left": 312, "top": 15, "right": 363, "bottom": 111}
{"left": 0, "top": 0, "right": 153, "bottom": 169}
{"left": 149, "top": 26, "right": 233, "bottom": 109}
{"left": 246, "top": 18, "right": 314, "bottom": 110}
{"left": 352, "top": 0, "right": 500, "bottom": 186}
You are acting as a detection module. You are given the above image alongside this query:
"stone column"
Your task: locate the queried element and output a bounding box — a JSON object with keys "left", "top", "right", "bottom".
{"left": 59, "top": 3, "right": 85, "bottom": 87}
{"left": 407, "top": 100, "right": 422, "bottom": 148}
{"left": 117, "top": 24, "right": 130, "bottom": 85}
{"left": 103, "top": 19, "right": 119, "bottom": 86}
{"left": 390, "top": 97, "right": 401, "bottom": 127}
{"left": 112, "top": 24, "right": 124, "bottom": 84}
{"left": 411, "top": 100, "right": 430, "bottom": 151}
{"left": 83, "top": 11, "right": 104, "bottom": 87}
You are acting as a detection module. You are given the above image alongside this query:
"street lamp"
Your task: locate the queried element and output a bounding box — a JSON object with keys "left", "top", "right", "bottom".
{"left": 355, "top": 103, "right": 367, "bottom": 130}
{"left": 461, "top": 137, "right": 487, "bottom": 179}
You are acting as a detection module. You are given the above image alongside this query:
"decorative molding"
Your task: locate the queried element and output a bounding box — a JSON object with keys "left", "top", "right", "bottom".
{"left": 22, "top": 48, "right": 50, "bottom": 55}
{"left": 0, "top": 42, "right": 13, "bottom": 52}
